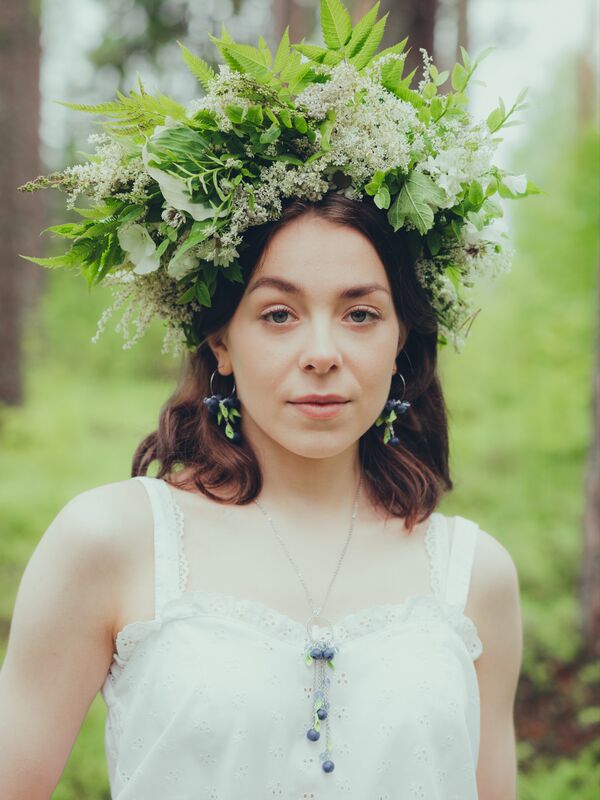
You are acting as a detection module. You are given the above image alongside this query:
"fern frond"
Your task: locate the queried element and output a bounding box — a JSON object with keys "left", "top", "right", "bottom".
{"left": 178, "top": 41, "right": 217, "bottom": 91}
{"left": 57, "top": 87, "right": 188, "bottom": 139}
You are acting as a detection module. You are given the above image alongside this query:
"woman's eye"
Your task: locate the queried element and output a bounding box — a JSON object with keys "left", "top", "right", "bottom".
{"left": 348, "top": 308, "right": 379, "bottom": 323}
{"left": 262, "top": 308, "right": 292, "bottom": 324}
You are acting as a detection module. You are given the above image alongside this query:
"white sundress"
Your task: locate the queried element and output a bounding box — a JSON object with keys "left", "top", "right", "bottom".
{"left": 101, "top": 475, "right": 483, "bottom": 799}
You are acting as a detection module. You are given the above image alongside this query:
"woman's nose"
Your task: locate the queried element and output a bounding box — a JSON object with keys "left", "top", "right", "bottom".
{"left": 298, "top": 322, "right": 343, "bottom": 372}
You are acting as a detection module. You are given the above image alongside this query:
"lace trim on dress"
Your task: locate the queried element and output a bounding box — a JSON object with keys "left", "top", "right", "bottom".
{"left": 424, "top": 511, "right": 444, "bottom": 599}
{"left": 163, "top": 481, "right": 189, "bottom": 595}
{"left": 112, "top": 588, "right": 483, "bottom": 664}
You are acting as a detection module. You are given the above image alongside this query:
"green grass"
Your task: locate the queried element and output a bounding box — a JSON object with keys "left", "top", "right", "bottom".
{"left": 1, "top": 61, "right": 598, "bottom": 797}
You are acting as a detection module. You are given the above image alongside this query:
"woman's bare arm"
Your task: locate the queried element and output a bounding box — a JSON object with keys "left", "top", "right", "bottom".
{"left": 0, "top": 484, "right": 134, "bottom": 799}
{"left": 469, "top": 529, "right": 523, "bottom": 800}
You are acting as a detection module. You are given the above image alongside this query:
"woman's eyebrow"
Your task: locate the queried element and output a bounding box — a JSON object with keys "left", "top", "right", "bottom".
{"left": 247, "top": 276, "right": 390, "bottom": 299}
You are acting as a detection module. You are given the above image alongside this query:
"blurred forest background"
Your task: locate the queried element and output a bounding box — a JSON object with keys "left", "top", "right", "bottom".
{"left": 0, "top": 0, "right": 599, "bottom": 797}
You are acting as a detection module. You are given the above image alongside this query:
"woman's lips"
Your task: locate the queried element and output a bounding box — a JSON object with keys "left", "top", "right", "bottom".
{"left": 290, "top": 401, "right": 349, "bottom": 420}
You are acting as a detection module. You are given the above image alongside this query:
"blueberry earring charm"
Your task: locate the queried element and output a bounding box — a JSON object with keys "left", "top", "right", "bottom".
{"left": 202, "top": 369, "right": 242, "bottom": 444}
{"left": 374, "top": 372, "right": 411, "bottom": 445}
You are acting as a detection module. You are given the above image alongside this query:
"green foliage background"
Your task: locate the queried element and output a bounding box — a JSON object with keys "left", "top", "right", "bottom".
{"left": 0, "top": 56, "right": 598, "bottom": 799}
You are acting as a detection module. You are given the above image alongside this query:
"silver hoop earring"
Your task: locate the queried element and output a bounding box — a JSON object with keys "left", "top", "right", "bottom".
{"left": 202, "top": 369, "right": 242, "bottom": 444}
{"left": 373, "top": 373, "right": 411, "bottom": 446}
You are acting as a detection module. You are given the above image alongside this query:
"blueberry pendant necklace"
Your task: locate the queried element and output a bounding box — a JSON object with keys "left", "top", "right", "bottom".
{"left": 254, "top": 475, "right": 362, "bottom": 775}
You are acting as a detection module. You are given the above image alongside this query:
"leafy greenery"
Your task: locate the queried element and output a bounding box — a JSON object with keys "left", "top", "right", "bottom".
{"left": 17, "top": 0, "right": 539, "bottom": 358}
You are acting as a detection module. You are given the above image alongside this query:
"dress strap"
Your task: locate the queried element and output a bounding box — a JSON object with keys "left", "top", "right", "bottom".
{"left": 134, "top": 476, "right": 185, "bottom": 616}
{"left": 443, "top": 515, "right": 479, "bottom": 611}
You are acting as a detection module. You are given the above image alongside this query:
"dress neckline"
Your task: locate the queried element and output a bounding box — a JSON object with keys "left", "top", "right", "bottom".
{"left": 113, "top": 480, "right": 452, "bottom": 655}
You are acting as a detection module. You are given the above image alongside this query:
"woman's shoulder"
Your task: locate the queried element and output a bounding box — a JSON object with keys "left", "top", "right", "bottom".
{"left": 452, "top": 514, "right": 521, "bottom": 632}
{"left": 49, "top": 477, "right": 154, "bottom": 568}
{"left": 452, "top": 514, "right": 518, "bottom": 585}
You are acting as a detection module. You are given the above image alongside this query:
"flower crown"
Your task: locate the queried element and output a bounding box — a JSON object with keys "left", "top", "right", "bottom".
{"left": 19, "top": 0, "right": 538, "bottom": 357}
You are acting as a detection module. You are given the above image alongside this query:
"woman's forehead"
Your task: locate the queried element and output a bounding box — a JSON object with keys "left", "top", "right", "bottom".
{"left": 252, "top": 218, "right": 391, "bottom": 291}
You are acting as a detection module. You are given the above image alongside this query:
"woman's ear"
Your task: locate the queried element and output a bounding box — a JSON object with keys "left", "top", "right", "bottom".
{"left": 396, "top": 324, "right": 409, "bottom": 357}
{"left": 206, "top": 331, "right": 233, "bottom": 376}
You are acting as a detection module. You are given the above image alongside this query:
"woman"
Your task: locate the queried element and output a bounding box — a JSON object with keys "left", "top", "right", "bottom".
{"left": 2, "top": 0, "right": 532, "bottom": 793}
{"left": 0, "top": 192, "right": 522, "bottom": 798}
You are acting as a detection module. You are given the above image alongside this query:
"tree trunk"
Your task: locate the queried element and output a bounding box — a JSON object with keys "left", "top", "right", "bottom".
{"left": 582, "top": 258, "right": 600, "bottom": 658}
{"left": 377, "top": 0, "right": 439, "bottom": 77}
{"left": 456, "top": 0, "right": 469, "bottom": 61}
{"left": 0, "top": 1, "right": 46, "bottom": 407}
{"left": 273, "top": 0, "right": 318, "bottom": 43}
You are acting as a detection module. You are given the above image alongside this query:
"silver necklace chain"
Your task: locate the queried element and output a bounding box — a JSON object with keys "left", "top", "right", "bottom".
{"left": 253, "top": 475, "right": 363, "bottom": 619}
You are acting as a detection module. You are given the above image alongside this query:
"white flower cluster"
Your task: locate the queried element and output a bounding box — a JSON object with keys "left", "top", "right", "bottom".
{"left": 297, "top": 57, "right": 426, "bottom": 185}
{"left": 64, "top": 133, "right": 152, "bottom": 210}
{"left": 91, "top": 266, "right": 200, "bottom": 357}
{"left": 422, "top": 120, "right": 495, "bottom": 207}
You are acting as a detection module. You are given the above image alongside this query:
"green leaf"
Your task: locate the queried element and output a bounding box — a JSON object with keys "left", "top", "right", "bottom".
{"left": 374, "top": 184, "right": 391, "bottom": 209}
{"left": 19, "top": 252, "right": 79, "bottom": 269}
{"left": 225, "top": 104, "right": 245, "bottom": 125}
{"left": 320, "top": 0, "right": 353, "bottom": 49}
{"left": 422, "top": 82, "right": 437, "bottom": 100}
{"left": 345, "top": 2, "right": 380, "bottom": 58}
{"left": 426, "top": 229, "right": 442, "bottom": 256}
{"left": 380, "top": 56, "right": 405, "bottom": 94}
{"left": 72, "top": 202, "right": 121, "bottom": 220}
{"left": 451, "top": 62, "right": 468, "bottom": 92}
{"left": 486, "top": 107, "right": 504, "bottom": 133}
{"left": 118, "top": 204, "right": 145, "bottom": 224}
{"left": 245, "top": 104, "right": 264, "bottom": 126}
{"left": 274, "top": 26, "right": 291, "bottom": 74}
{"left": 364, "top": 169, "right": 385, "bottom": 196}
{"left": 371, "top": 37, "right": 408, "bottom": 65}
{"left": 466, "top": 210, "right": 484, "bottom": 231}
{"left": 388, "top": 172, "right": 447, "bottom": 234}
{"left": 430, "top": 96, "right": 444, "bottom": 120}
{"left": 278, "top": 108, "right": 292, "bottom": 128}
{"left": 257, "top": 36, "right": 273, "bottom": 68}
{"left": 292, "top": 42, "right": 331, "bottom": 62}
{"left": 176, "top": 284, "right": 196, "bottom": 304}
{"left": 42, "top": 222, "right": 87, "bottom": 239}
{"left": 473, "top": 45, "right": 495, "bottom": 69}
{"left": 351, "top": 14, "right": 388, "bottom": 70}
{"left": 444, "top": 265, "right": 462, "bottom": 292}
{"left": 293, "top": 114, "right": 308, "bottom": 134}
{"left": 178, "top": 41, "right": 216, "bottom": 90}
{"left": 195, "top": 280, "right": 212, "bottom": 307}
{"left": 171, "top": 220, "right": 214, "bottom": 262}
{"left": 224, "top": 423, "right": 234, "bottom": 438}
{"left": 468, "top": 180, "right": 484, "bottom": 207}
{"left": 459, "top": 46, "right": 471, "bottom": 72}
{"left": 525, "top": 179, "right": 542, "bottom": 195}
{"left": 259, "top": 122, "right": 281, "bottom": 144}
{"left": 208, "top": 35, "right": 274, "bottom": 85}
{"left": 155, "top": 238, "right": 171, "bottom": 258}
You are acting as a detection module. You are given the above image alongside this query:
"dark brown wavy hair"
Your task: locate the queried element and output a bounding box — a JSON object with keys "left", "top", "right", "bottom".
{"left": 132, "top": 191, "right": 453, "bottom": 530}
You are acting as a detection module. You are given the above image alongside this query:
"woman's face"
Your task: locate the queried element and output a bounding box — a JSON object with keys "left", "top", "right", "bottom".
{"left": 208, "top": 213, "right": 407, "bottom": 459}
